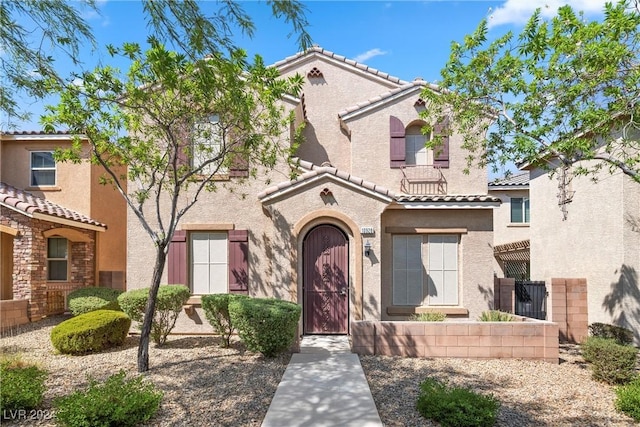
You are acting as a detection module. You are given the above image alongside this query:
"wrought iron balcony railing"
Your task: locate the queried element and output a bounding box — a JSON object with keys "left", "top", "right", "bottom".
{"left": 400, "top": 165, "right": 447, "bottom": 195}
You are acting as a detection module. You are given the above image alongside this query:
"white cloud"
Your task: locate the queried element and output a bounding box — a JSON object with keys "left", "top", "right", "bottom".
{"left": 354, "top": 48, "right": 389, "bottom": 63}
{"left": 488, "top": 0, "right": 609, "bottom": 28}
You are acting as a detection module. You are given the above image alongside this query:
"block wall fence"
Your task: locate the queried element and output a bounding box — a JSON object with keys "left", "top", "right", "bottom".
{"left": 350, "top": 317, "right": 559, "bottom": 364}
{"left": 0, "top": 299, "right": 30, "bottom": 332}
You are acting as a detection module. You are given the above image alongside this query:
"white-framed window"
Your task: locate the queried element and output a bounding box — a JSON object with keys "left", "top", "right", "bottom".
{"left": 192, "top": 114, "right": 226, "bottom": 175}
{"left": 510, "top": 197, "right": 530, "bottom": 223}
{"left": 392, "top": 234, "right": 459, "bottom": 306}
{"left": 47, "top": 237, "right": 68, "bottom": 281}
{"left": 190, "top": 232, "right": 228, "bottom": 294}
{"left": 405, "top": 125, "right": 433, "bottom": 166}
{"left": 30, "top": 151, "right": 56, "bottom": 186}
{"left": 427, "top": 235, "right": 459, "bottom": 305}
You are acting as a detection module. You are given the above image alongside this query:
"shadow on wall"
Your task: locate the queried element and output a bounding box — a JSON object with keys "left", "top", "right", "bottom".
{"left": 250, "top": 207, "right": 296, "bottom": 301}
{"left": 602, "top": 265, "right": 640, "bottom": 344}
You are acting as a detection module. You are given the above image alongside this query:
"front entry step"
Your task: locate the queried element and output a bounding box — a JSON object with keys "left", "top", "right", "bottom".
{"left": 300, "top": 335, "right": 351, "bottom": 354}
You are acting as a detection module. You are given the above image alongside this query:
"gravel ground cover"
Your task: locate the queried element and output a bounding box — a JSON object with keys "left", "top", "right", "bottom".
{"left": 1, "top": 315, "right": 638, "bottom": 427}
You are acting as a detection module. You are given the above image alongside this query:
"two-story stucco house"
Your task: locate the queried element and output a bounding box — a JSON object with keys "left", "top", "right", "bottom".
{"left": 126, "top": 46, "right": 501, "bottom": 334}
{"left": 524, "top": 160, "right": 640, "bottom": 344}
{"left": 0, "top": 131, "right": 127, "bottom": 323}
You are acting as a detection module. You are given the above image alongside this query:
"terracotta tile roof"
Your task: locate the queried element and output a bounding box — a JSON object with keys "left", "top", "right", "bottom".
{"left": 258, "top": 159, "right": 396, "bottom": 201}
{"left": 489, "top": 172, "right": 530, "bottom": 187}
{"left": 338, "top": 79, "right": 440, "bottom": 121}
{"left": 2, "top": 130, "right": 71, "bottom": 135}
{"left": 395, "top": 194, "right": 501, "bottom": 203}
{"left": 0, "top": 182, "right": 106, "bottom": 229}
{"left": 272, "top": 45, "right": 409, "bottom": 86}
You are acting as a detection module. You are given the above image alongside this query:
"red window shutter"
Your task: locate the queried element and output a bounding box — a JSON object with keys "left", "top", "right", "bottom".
{"left": 168, "top": 230, "right": 187, "bottom": 285}
{"left": 390, "top": 116, "right": 406, "bottom": 168}
{"left": 433, "top": 117, "right": 450, "bottom": 169}
{"left": 228, "top": 230, "right": 249, "bottom": 294}
{"left": 229, "top": 154, "right": 249, "bottom": 177}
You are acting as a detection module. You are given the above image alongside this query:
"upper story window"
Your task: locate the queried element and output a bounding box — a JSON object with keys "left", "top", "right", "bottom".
{"left": 47, "top": 237, "right": 68, "bottom": 281}
{"left": 192, "top": 114, "right": 226, "bottom": 175}
{"left": 405, "top": 126, "right": 432, "bottom": 166}
{"left": 511, "top": 197, "right": 530, "bottom": 223}
{"left": 30, "top": 151, "right": 56, "bottom": 186}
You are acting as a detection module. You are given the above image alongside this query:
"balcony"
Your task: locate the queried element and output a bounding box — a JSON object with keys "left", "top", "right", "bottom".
{"left": 400, "top": 165, "right": 447, "bottom": 195}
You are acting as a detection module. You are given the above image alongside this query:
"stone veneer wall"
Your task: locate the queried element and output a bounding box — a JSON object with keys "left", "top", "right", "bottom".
{"left": 0, "top": 207, "right": 96, "bottom": 320}
{"left": 351, "top": 318, "right": 559, "bottom": 364}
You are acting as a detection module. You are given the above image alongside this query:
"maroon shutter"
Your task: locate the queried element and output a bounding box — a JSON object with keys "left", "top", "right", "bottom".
{"left": 168, "top": 230, "right": 187, "bottom": 285}
{"left": 433, "top": 118, "right": 450, "bottom": 168}
{"left": 390, "top": 116, "right": 406, "bottom": 168}
{"left": 229, "top": 154, "right": 249, "bottom": 177}
{"left": 228, "top": 230, "right": 249, "bottom": 294}
{"left": 174, "top": 120, "right": 190, "bottom": 167}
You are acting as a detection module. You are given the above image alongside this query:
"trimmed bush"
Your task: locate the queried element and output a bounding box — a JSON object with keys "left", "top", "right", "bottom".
{"left": 68, "top": 287, "right": 122, "bottom": 316}
{"left": 229, "top": 297, "right": 301, "bottom": 357}
{"left": 50, "top": 310, "right": 131, "bottom": 355}
{"left": 0, "top": 355, "right": 47, "bottom": 412}
{"left": 615, "top": 376, "right": 640, "bottom": 422}
{"left": 201, "top": 293, "right": 250, "bottom": 347}
{"left": 409, "top": 312, "right": 446, "bottom": 322}
{"left": 589, "top": 322, "right": 634, "bottom": 346}
{"left": 54, "top": 370, "right": 163, "bottom": 427}
{"left": 581, "top": 336, "right": 638, "bottom": 385}
{"left": 478, "top": 310, "right": 515, "bottom": 322}
{"left": 117, "top": 285, "right": 190, "bottom": 346}
{"left": 416, "top": 378, "right": 500, "bottom": 427}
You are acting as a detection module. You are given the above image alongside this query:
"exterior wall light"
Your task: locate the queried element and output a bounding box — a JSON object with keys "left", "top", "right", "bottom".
{"left": 364, "top": 241, "right": 372, "bottom": 257}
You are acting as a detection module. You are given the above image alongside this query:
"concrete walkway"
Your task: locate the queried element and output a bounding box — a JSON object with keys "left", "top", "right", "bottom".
{"left": 261, "top": 335, "right": 383, "bottom": 427}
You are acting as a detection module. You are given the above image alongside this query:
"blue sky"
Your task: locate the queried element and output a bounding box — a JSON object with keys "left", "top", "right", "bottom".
{"left": 9, "top": 0, "right": 610, "bottom": 131}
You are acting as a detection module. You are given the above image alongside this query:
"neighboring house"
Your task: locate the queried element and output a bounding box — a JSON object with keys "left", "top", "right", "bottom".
{"left": 126, "top": 46, "right": 501, "bottom": 334}
{"left": 524, "top": 160, "right": 640, "bottom": 344}
{"left": 488, "top": 172, "right": 531, "bottom": 280}
{"left": 0, "top": 131, "right": 127, "bottom": 321}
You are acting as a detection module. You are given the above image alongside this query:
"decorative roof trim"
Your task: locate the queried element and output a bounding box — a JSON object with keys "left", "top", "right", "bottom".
{"left": 272, "top": 46, "right": 409, "bottom": 87}
{"left": 0, "top": 182, "right": 106, "bottom": 231}
{"left": 338, "top": 82, "right": 430, "bottom": 122}
{"left": 391, "top": 194, "right": 501, "bottom": 210}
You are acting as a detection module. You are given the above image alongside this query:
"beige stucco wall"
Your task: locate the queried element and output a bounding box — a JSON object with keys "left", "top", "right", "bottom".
{"left": 489, "top": 188, "right": 530, "bottom": 246}
{"left": 529, "top": 163, "right": 640, "bottom": 343}
{"left": 380, "top": 208, "right": 495, "bottom": 321}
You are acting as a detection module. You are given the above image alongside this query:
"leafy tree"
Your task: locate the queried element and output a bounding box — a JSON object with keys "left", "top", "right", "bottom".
{"left": 0, "top": 0, "right": 97, "bottom": 125}
{"left": 43, "top": 41, "right": 304, "bottom": 371}
{"left": 420, "top": 0, "right": 640, "bottom": 183}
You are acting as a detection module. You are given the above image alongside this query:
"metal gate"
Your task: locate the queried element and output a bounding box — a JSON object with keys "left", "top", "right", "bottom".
{"left": 515, "top": 280, "right": 547, "bottom": 320}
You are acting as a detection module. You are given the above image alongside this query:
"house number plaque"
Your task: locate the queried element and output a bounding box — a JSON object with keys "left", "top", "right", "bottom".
{"left": 360, "top": 227, "right": 375, "bottom": 236}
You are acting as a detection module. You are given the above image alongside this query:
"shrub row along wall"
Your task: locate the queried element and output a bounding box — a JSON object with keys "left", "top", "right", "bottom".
{"left": 351, "top": 319, "right": 559, "bottom": 364}
{"left": 0, "top": 299, "right": 30, "bottom": 332}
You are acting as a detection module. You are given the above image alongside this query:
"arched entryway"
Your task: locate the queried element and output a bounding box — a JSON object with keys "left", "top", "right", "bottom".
{"left": 303, "top": 224, "right": 349, "bottom": 334}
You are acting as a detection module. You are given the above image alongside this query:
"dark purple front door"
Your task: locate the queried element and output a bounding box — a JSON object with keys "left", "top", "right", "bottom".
{"left": 303, "top": 225, "right": 349, "bottom": 334}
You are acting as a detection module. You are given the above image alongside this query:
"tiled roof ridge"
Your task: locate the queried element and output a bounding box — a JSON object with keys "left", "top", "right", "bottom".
{"left": 272, "top": 45, "right": 410, "bottom": 86}
{"left": 395, "top": 194, "right": 501, "bottom": 203}
{"left": 257, "top": 159, "right": 396, "bottom": 200}
{"left": 337, "top": 79, "right": 440, "bottom": 119}
{"left": 0, "top": 182, "right": 106, "bottom": 228}
{"left": 2, "top": 130, "right": 72, "bottom": 136}
{"left": 489, "top": 171, "right": 530, "bottom": 187}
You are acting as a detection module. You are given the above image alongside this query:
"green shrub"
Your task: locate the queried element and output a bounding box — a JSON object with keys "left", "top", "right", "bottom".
{"left": 68, "top": 287, "right": 122, "bottom": 316}
{"left": 229, "top": 297, "right": 301, "bottom": 357}
{"left": 478, "top": 310, "right": 515, "bottom": 322}
{"left": 201, "top": 293, "right": 250, "bottom": 347}
{"left": 117, "top": 285, "right": 190, "bottom": 346}
{"left": 54, "top": 370, "right": 162, "bottom": 427}
{"left": 589, "top": 322, "right": 634, "bottom": 346}
{"left": 581, "top": 336, "right": 638, "bottom": 384}
{"left": 615, "top": 376, "right": 640, "bottom": 422}
{"left": 416, "top": 378, "right": 500, "bottom": 427}
{"left": 0, "top": 356, "right": 47, "bottom": 412}
{"left": 409, "top": 312, "right": 447, "bottom": 322}
{"left": 50, "top": 310, "right": 131, "bottom": 355}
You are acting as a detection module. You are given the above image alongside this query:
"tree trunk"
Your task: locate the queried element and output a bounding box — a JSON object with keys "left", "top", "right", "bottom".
{"left": 137, "top": 245, "right": 168, "bottom": 372}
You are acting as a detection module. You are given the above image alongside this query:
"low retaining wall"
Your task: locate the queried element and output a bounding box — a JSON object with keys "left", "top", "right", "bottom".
{"left": 351, "top": 318, "right": 559, "bottom": 364}
{"left": 0, "top": 299, "right": 30, "bottom": 332}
